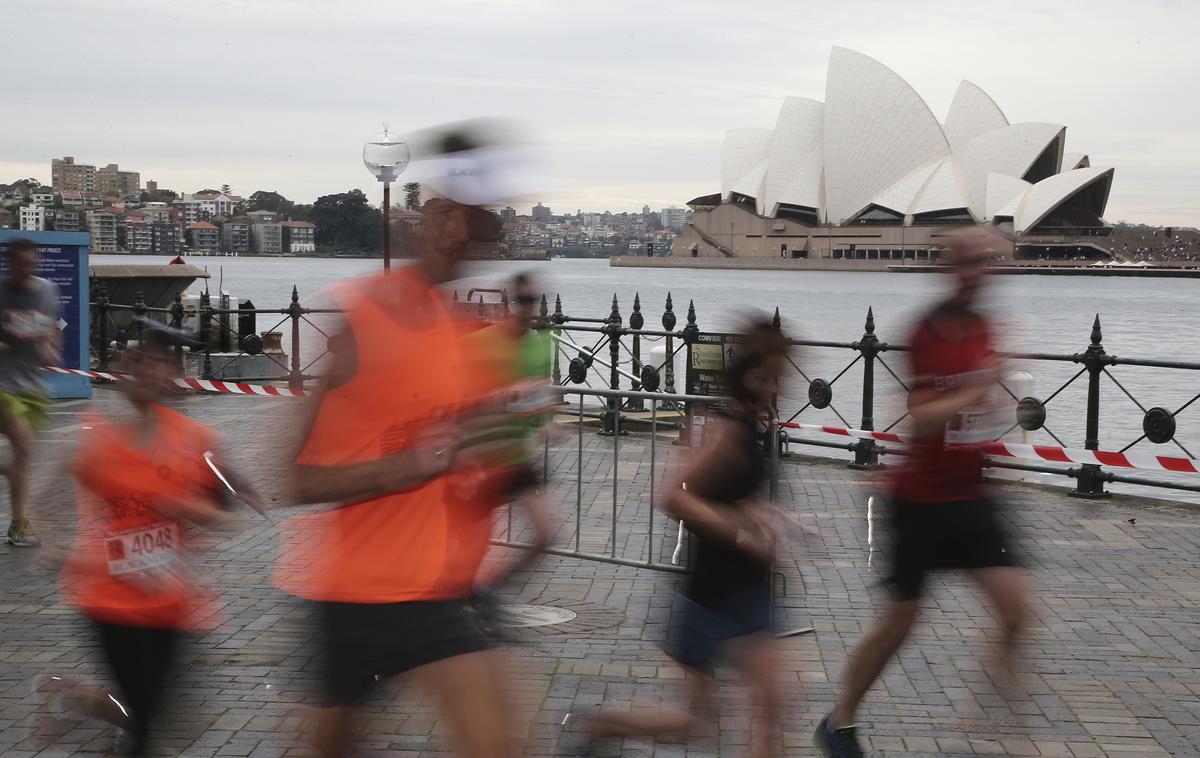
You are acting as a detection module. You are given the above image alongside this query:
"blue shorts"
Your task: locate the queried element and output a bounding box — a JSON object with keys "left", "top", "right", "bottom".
{"left": 668, "top": 586, "right": 771, "bottom": 672}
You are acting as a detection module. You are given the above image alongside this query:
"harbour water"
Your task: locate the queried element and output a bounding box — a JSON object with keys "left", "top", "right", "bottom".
{"left": 93, "top": 254, "right": 1200, "bottom": 503}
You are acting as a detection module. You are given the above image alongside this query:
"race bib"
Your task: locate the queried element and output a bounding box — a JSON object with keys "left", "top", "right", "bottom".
{"left": 504, "top": 384, "right": 557, "bottom": 416}
{"left": 945, "top": 405, "right": 1007, "bottom": 446}
{"left": 105, "top": 521, "right": 179, "bottom": 580}
{"left": 2, "top": 309, "right": 54, "bottom": 340}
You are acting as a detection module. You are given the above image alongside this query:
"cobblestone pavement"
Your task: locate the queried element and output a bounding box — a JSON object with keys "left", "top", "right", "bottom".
{"left": 1, "top": 389, "right": 1198, "bottom": 756}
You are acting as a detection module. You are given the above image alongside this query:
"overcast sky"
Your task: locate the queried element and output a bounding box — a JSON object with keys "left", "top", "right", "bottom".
{"left": 5, "top": 0, "right": 1198, "bottom": 225}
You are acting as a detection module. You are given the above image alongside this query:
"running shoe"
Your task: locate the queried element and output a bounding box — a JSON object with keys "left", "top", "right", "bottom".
{"left": 814, "top": 714, "right": 865, "bottom": 758}
{"left": 7, "top": 519, "right": 41, "bottom": 547}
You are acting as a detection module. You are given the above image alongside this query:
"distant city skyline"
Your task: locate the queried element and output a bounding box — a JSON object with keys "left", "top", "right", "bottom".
{"left": 5, "top": 0, "right": 1198, "bottom": 226}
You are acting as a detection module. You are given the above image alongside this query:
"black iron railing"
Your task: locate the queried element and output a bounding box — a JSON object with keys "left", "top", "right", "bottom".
{"left": 87, "top": 283, "right": 1200, "bottom": 498}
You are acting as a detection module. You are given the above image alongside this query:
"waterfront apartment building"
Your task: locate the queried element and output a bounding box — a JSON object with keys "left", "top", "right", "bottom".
{"left": 51, "top": 157, "right": 97, "bottom": 192}
{"left": 152, "top": 223, "right": 183, "bottom": 254}
{"left": 251, "top": 222, "right": 283, "bottom": 254}
{"left": 141, "top": 203, "right": 172, "bottom": 225}
{"left": 121, "top": 219, "right": 153, "bottom": 254}
{"left": 188, "top": 221, "right": 220, "bottom": 254}
{"left": 660, "top": 207, "right": 688, "bottom": 230}
{"left": 96, "top": 164, "right": 141, "bottom": 197}
{"left": 221, "top": 218, "right": 251, "bottom": 253}
{"left": 86, "top": 209, "right": 119, "bottom": 252}
{"left": 246, "top": 210, "right": 278, "bottom": 225}
{"left": 531, "top": 203, "right": 552, "bottom": 222}
{"left": 51, "top": 209, "right": 82, "bottom": 232}
{"left": 19, "top": 206, "right": 46, "bottom": 232}
{"left": 30, "top": 188, "right": 56, "bottom": 207}
{"left": 281, "top": 220, "right": 316, "bottom": 253}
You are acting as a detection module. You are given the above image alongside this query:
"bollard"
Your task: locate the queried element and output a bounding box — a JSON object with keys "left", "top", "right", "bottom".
{"left": 288, "top": 285, "right": 303, "bottom": 390}
{"left": 602, "top": 295, "right": 623, "bottom": 435}
{"left": 628, "top": 293, "right": 645, "bottom": 411}
{"left": 849, "top": 307, "right": 881, "bottom": 469}
{"left": 1071, "top": 315, "right": 1112, "bottom": 498}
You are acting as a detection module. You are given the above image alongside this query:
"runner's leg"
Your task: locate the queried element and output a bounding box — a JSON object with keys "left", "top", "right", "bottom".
{"left": 727, "top": 631, "right": 783, "bottom": 758}
{"left": 0, "top": 410, "right": 32, "bottom": 524}
{"left": 313, "top": 706, "right": 355, "bottom": 758}
{"left": 831, "top": 599, "right": 919, "bottom": 726}
{"left": 416, "top": 650, "right": 514, "bottom": 758}
{"left": 971, "top": 565, "right": 1029, "bottom": 690}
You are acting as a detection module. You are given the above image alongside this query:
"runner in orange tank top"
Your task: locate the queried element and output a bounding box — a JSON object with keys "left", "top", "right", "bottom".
{"left": 278, "top": 128, "right": 536, "bottom": 756}
{"left": 35, "top": 323, "right": 239, "bottom": 756}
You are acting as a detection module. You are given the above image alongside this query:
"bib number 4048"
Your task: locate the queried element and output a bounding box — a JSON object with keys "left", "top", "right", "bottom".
{"left": 105, "top": 522, "right": 179, "bottom": 579}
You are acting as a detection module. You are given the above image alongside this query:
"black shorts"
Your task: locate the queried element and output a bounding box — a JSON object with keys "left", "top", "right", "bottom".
{"left": 318, "top": 598, "right": 490, "bottom": 705}
{"left": 94, "top": 621, "right": 177, "bottom": 754}
{"left": 668, "top": 585, "right": 772, "bottom": 673}
{"left": 498, "top": 463, "right": 541, "bottom": 499}
{"left": 887, "top": 496, "right": 1017, "bottom": 601}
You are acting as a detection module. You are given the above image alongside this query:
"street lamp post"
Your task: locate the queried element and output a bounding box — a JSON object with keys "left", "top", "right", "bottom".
{"left": 362, "top": 126, "right": 410, "bottom": 271}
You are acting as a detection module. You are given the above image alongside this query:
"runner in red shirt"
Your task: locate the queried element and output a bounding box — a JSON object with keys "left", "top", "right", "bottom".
{"left": 815, "top": 228, "right": 1029, "bottom": 758}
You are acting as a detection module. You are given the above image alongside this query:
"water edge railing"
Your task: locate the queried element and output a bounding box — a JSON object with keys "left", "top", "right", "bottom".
{"left": 87, "top": 284, "right": 1200, "bottom": 500}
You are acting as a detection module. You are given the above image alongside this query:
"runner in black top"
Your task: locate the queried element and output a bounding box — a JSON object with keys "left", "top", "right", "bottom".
{"left": 567, "top": 317, "right": 789, "bottom": 758}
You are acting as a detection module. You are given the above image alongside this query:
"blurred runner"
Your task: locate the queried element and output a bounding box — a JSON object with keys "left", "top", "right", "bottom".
{"left": 0, "top": 237, "right": 61, "bottom": 547}
{"left": 815, "top": 228, "right": 1028, "bottom": 758}
{"left": 568, "top": 318, "right": 789, "bottom": 758}
{"left": 466, "top": 271, "right": 555, "bottom": 632}
{"left": 42, "top": 323, "right": 231, "bottom": 755}
{"left": 276, "top": 121, "right": 534, "bottom": 758}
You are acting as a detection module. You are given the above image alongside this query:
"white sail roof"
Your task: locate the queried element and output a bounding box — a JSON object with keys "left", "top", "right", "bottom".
{"left": 986, "top": 173, "right": 1032, "bottom": 219}
{"left": 871, "top": 160, "right": 940, "bottom": 214}
{"left": 760, "top": 97, "right": 824, "bottom": 216}
{"left": 910, "top": 157, "right": 973, "bottom": 216}
{"left": 1013, "top": 167, "right": 1114, "bottom": 233}
{"left": 1062, "top": 152, "right": 1090, "bottom": 170}
{"left": 701, "top": 48, "right": 1113, "bottom": 230}
{"left": 943, "top": 80, "right": 1009, "bottom": 151}
{"left": 823, "top": 47, "right": 950, "bottom": 224}
{"left": 953, "top": 123, "right": 1064, "bottom": 217}
{"left": 720, "top": 128, "right": 773, "bottom": 201}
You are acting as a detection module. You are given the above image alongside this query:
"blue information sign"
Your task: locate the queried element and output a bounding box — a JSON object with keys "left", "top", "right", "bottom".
{"left": 0, "top": 230, "right": 92, "bottom": 399}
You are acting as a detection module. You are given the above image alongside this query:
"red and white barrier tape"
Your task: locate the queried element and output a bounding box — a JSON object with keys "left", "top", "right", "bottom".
{"left": 776, "top": 420, "right": 1200, "bottom": 475}
{"left": 43, "top": 366, "right": 308, "bottom": 398}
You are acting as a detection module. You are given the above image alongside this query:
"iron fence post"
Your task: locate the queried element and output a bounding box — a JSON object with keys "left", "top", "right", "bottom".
{"left": 1072, "top": 315, "right": 1111, "bottom": 498}
{"left": 628, "top": 293, "right": 644, "bottom": 411}
{"left": 551, "top": 295, "right": 564, "bottom": 386}
{"left": 96, "top": 282, "right": 110, "bottom": 371}
{"left": 681, "top": 300, "right": 700, "bottom": 444}
{"left": 132, "top": 289, "right": 147, "bottom": 329}
{"left": 602, "top": 295, "right": 623, "bottom": 434}
{"left": 662, "top": 293, "right": 677, "bottom": 394}
{"left": 288, "top": 285, "right": 303, "bottom": 390}
{"left": 170, "top": 290, "right": 184, "bottom": 374}
{"left": 199, "top": 289, "right": 213, "bottom": 379}
{"left": 850, "top": 306, "right": 881, "bottom": 469}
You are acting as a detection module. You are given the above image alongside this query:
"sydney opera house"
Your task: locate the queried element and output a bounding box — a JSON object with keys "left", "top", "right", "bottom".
{"left": 673, "top": 48, "right": 1116, "bottom": 264}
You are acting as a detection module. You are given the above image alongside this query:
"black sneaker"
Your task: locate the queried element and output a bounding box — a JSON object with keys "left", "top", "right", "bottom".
{"left": 814, "top": 714, "right": 864, "bottom": 758}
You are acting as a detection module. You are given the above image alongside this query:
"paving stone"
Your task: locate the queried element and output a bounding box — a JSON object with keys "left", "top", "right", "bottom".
{"left": 0, "top": 389, "right": 1197, "bottom": 755}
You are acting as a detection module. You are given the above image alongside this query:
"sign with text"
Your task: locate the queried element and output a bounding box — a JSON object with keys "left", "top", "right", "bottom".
{"left": 0, "top": 231, "right": 92, "bottom": 398}
{"left": 686, "top": 331, "right": 750, "bottom": 402}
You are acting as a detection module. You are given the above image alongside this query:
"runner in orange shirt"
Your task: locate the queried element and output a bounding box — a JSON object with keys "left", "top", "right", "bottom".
{"left": 277, "top": 123, "right": 537, "bottom": 758}
{"left": 38, "top": 323, "right": 237, "bottom": 756}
